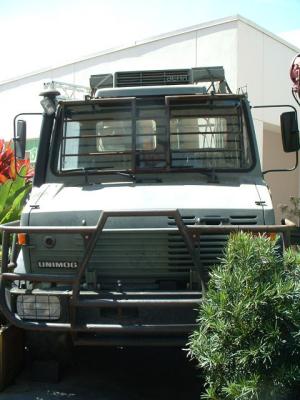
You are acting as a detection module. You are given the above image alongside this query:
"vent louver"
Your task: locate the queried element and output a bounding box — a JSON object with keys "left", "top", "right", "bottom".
{"left": 168, "top": 216, "right": 196, "bottom": 226}
{"left": 229, "top": 215, "right": 258, "bottom": 225}
{"left": 115, "top": 69, "right": 191, "bottom": 87}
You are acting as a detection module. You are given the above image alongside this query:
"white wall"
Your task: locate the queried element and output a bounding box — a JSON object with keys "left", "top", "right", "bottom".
{"left": 0, "top": 17, "right": 297, "bottom": 144}
{"left": 0, "top": 20, "right": 238, "bottom": 141}
{"left": 236, "top": 19, "right": 300, "bottom": 202}
{"left": 0, "top": 68, "right": 75, "bottom": 139}
{"left": 72, "top": 31, "right": 199, "bottom": 88}
{"left": 263, "top": 123, "right": 299, "bottom": 222}
{"left": 237, "top": 19, "right": 298, "bottom": 153}
{"left": 195, "top": 21, "right": 238, "bottom": 91}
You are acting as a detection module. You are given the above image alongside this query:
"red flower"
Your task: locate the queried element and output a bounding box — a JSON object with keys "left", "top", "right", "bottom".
{"left": 0, "top": 140, "right": 33, "bottom": 183}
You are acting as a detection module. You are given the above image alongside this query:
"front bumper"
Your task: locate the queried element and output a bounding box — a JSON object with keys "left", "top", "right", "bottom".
{"left": 0, "top": 209, "right": 296, "bottom": 345}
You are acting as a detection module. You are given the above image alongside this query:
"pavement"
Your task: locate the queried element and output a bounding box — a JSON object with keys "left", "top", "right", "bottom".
{"left": 0, "top": 347, "right": 202, "bottom": 400}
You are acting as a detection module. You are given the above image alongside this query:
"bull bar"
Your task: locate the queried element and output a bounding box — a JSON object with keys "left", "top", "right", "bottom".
{"left": 0, "top": 209, "right": 296, "bottom": 340}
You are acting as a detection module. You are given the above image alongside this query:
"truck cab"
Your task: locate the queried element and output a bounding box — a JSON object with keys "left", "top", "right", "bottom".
{"left": 0, "top": 67, "right": 298, "bottom": 347}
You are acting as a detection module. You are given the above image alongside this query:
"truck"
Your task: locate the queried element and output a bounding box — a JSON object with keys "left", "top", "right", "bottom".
{"left": 0, "top": 66, "right": 299, "bottom": 353}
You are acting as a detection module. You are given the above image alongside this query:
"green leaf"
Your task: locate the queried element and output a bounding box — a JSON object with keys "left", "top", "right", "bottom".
{"left": 0, "top": 180, "right": 13, "bottom": 213}
{"left": 0, "top": 183, "right": 31, "bottom": 225}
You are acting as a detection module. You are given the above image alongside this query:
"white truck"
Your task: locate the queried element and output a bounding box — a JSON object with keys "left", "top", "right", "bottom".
{"left": 0, "top": 66, "right": 298, "bottom": 351}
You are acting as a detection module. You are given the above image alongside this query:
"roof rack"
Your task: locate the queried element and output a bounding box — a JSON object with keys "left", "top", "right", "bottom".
{"left": 44, "top": 81, "right": 90, "bottom": 100}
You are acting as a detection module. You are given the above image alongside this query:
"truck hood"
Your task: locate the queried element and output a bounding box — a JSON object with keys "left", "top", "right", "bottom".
{"left": 25, "top": 182, "right": 273, "bottom": 227}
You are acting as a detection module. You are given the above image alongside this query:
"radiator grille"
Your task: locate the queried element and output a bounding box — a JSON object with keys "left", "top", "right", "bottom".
{"left": 87, "top": 231, "right": 191, "bottom": 290}
{"left": 197, "top": 234, "right": 228, "bottom": 267}
{"left": 115, "top": 69, "right": 191, "bottom": 87}
{"left": 30, "top": 214, "right": 258, "bottom": 290}
{"left": 86, "top": 229, "right": 233, "bottom": 290}
{"left": 229, "top": 215, "right": 258, "bottom": 225}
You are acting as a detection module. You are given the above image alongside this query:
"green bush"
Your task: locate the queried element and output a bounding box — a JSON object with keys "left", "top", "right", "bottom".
{"left": 188, "top": 233, "right": 300, "bottom": 400}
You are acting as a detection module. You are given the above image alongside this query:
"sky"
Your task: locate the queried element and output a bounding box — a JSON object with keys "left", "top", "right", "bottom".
{"left": 0, "top": 0, "right": 300, "bottom": 83}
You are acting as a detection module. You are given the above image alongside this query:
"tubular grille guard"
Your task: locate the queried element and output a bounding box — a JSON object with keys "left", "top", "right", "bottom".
{"left": 0, "top": 211, "right": 296, "bottom": 334}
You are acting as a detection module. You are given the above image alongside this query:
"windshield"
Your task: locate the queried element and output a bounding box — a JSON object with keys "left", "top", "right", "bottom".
{"left": 56, "top": 97, "right": 253, "bottom": 174}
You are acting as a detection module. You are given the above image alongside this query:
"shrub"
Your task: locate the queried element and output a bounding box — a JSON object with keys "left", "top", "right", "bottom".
{"left": 188, "top": 233, "right": 300, "bottom": 400}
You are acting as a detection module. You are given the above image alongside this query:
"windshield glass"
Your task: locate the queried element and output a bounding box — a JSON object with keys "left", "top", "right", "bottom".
{"left": 56, "top": 98, "right": 253, "bottom": 173}
{"left": 170, "top": 101, "right": 252, "bottom": 169}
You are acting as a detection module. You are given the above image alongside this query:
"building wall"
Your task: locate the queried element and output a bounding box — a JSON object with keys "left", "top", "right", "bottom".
{"left": 237, "top": 19, "right": 297, "bottom": 127}
{"left": 263, "top": 123, "right": 299, "bottom": 222}
{"left": 0, "top": 20, "right": 238, "bottom": 140}
{"left": 0, "top": 69, "right": 75, "bottom": 139}
{"left": 236, "top": 19, "right": 300, "bottom": 211}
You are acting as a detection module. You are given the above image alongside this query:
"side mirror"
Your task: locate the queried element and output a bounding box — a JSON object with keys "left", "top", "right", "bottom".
{"left": 280, "top": 111, "right": 300, "bottom": 152}
{"left": 15, "top": 120, "right": 27, "bottom": 159}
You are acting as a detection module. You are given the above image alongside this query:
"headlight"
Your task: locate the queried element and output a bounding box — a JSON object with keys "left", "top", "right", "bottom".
{"left": 16, "top": 295, "right": 61, "bottom": 320}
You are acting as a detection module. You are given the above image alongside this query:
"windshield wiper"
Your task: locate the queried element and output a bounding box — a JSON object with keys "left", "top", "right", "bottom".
{"left": 61, "top": 168, "right": 136, "bottom": 183}
{"left": 110, "top": 171, "right": 136, "bottom": 181}
{"left": 61, "top": 167, "right": 114, "bottom": 184}
{"left": 61, "top": 167, "right": 114, "bottom": 174}
{"left": 175, "top": 166, "right": 219, "bottom": 183}
{"left": 205, "top": 169, "right": 219, "bottom": 183}
{"left": 197, "top": 169, "right": 219, "bottom": 183}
